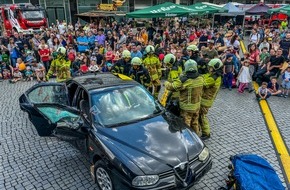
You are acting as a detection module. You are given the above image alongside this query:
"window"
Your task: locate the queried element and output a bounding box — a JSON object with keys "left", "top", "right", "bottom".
{"left": 91, "top": 85, "right": 162, "bottom": 126}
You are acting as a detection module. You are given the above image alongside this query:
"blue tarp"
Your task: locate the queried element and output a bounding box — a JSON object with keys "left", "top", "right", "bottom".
{"left": 232, "top": 154, "right": 284, "bottom": 190}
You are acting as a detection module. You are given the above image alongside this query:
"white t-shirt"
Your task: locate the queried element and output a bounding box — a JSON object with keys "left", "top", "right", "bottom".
{"left": 58, "top": 24, "right": 66, "bottom": 34}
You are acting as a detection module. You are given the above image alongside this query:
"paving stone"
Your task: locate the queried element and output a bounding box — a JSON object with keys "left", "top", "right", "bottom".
{"left": 0, "top": 79, "right": 287, "bottom": 190}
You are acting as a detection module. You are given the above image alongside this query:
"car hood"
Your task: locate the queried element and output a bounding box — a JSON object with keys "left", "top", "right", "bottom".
{"left": 96, "top": 112, "right": 204, "bottom": 174}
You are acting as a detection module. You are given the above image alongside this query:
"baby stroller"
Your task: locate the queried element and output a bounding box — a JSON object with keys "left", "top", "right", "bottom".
{"left": 219, "top": 154, "right": 284, "bottom": 190}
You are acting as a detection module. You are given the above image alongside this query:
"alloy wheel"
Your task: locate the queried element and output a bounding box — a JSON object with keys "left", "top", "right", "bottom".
{"left": 96, "top": 167, "right": 113, "bottom": 190}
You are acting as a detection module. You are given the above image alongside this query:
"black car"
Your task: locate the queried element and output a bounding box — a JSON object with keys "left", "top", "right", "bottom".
{"left": 19, "top": 73, "right": 212, "bottom": 190}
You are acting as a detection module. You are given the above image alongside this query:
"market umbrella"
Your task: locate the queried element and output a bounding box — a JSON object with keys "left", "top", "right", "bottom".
{"left": 126, "top": 2, "right": 195, "bottom": 18}
{"left": 188, "top": 2, "right": 226, "bottom": 15}
{"left": 223, "top": 3, "right": 244, "bottom": 15}
{"left": 268, "top": 5, "right": 290, "bottom": 16}
{"left": 245, "top": 3, "right": 270, "bottom": 14}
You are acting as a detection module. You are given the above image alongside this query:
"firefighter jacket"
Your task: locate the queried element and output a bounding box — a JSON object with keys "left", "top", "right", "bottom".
{"left": 143, "top": 54, "right": 162, "bottom": 82}
{"left": 129, "top": 66, "right": 151, "bottom": 88}
{"left": 167, "top": 63, "right": 183, "bottom": 99}
{"left": 111, "top": 59, "right": 131, "bottom": 76}
{"left": 46, "top": 56, "right": 71, "bottom": 82}
{"left": 201, "top": 72, "right": 222, "bottom": 108}
{"left": 165, "top": 72, "right": 204, "bottom": 112}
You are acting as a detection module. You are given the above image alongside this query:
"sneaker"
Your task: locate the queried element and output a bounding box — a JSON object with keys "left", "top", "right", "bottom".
{"left": 200, "top": 134, "right": 211, "bottom": 140}
{"left": 278, "top": 94, "right": 283, "bottom": 97}
{"left": 284, "top": 95, "right": 288, "bottom": 98}
{"left": 229, "top": 87, "right": 232, "bottom": 91}
{"left": 249, "top": 89, "right": 254, "bottom": 93}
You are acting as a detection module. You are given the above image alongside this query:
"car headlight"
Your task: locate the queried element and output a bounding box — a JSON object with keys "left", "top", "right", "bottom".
{"left": 198, "top": 147, "right": 209, "bottom": 161}
{"left": 132, "top": 175, "right": 159, "bottom": 187}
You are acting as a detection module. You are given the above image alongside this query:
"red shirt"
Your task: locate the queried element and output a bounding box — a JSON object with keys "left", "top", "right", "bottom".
{"left": 80, "top": 64, "right": 88, "bottom": 73}
{"left": 39, "top": 48, "right": 50, "bottom": 62}
{"left": 249, "top": 50, "right": 260, "bottom": 65}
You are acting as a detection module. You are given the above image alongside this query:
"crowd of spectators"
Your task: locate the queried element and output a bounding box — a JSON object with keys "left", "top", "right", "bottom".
{"left": 0, "top": 18, "right": 290, "bottom": 100}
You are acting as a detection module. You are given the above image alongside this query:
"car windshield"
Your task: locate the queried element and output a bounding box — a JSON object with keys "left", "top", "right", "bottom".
{"left": 22, "top": 10, "right": 44, "bottom": 19}
{"left": 91, "top": 85, "right": 162, "bottom": 127}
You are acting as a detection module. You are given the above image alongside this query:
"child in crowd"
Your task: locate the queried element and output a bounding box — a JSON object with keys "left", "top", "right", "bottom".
{"left": 222, "top": 54, "right": 234, "bottom": 90}
{"left": 237, "top": 60, "right": 251, "bottom": 93}
{"left": 10, "top": 68, "right": 22, "bottom": 83}
{"left": 25, "top": 66, "right": 33, "bottom": 81}
{"left": 281, "top": 65, "right": 290, "bottom": 98}
{"left": 256, "top": 82, "right": 271, "bottom": 101}
{"left": 267, "top": 77, "right": 282, "bottom": 96}
{"left": 67, "top": 46, "right": 76, "bottom": 62}
{"left": 31, "top": 60, "right": 45, "bottom": 82}
{"left": 1, "top": 61, "right": 12, "bottom": 79}
{"left": 89, "top": 60, "right": 99, "bottom": 72}
{"left": 79, "top": 62, "right": 89, "bottom": 74}
{"left": 16, "top": 58, "right": 26, "bottom": 78}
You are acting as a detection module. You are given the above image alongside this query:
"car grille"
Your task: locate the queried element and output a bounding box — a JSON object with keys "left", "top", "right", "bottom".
{"left": 174, "top": 162, "right": 189, "bottom": 181}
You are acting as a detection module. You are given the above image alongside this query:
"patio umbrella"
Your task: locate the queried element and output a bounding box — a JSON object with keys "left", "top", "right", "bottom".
{"left": 188, "top": 2, "right": 226, "bottom": 15}
{"left": 126, "top": 2, "right": 195, "bottom": 18}
{"left": 245, "top": 3, "right": 270, "bottom": 14}
{"left": 268, "top": 5, "right": 290, "bottom": 16}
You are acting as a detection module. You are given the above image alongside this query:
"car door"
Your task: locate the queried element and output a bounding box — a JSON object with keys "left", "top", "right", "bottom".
{"left": 31, "top": 103, "right": 86, "bottom": 140}
{"left": 19, "top": 83, "right": 70, "bottom": 136}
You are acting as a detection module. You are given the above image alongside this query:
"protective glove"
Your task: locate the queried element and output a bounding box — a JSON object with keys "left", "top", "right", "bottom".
{"left": 45, "top": 75, "right": 50, "bottom": 81}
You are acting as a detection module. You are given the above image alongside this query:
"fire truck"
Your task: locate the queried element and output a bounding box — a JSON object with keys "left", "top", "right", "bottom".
{"left": 0, "top": 3, "right": 48, "bottom": 36}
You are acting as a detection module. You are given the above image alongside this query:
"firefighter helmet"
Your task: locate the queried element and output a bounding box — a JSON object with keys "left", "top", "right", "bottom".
{"left": 164, "top": 54, "right": 176, "bottom": 64}
{"left": 122, "top": 50, "right": 131, "bottom": 58}
{"left": 57, "top": 47, "right": 67, "bottom": 55}
{"left": 184, "top": 59, "right": 198, "bottom": 72}
{"left": 131, "top": 57, "right": 142, "bottom": 66}
{"left": 187, "top": 45, "right": 199, "bottom": 52}
{"left": 208, "top": 58, "right": 223, "bottom": 70}
{"left": 145, "top": 45, "right": 155, "bottom": 54}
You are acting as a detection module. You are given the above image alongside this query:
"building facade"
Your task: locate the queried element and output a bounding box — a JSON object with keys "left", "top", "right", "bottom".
{"left": 0, "top": 0, "right": 289, "bottom": 25}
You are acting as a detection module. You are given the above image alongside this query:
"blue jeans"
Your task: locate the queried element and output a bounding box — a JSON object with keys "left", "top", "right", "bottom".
{"left": 223, "top": 73, "right": 233, "bottom": 88}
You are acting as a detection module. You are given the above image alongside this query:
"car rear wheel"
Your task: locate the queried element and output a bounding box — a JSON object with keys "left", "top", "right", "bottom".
{"left": 95, "top": 160, "right": 114, "bottom": 190}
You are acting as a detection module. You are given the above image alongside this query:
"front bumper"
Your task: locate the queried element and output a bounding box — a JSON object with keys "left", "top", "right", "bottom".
{"left": 113, "top": 154, "right": 212, "bottom": 190}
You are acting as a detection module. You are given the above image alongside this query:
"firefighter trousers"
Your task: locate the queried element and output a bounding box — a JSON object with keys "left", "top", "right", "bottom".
{"left": 199, "top": 106, "right": 210, "bottom": 136}
{"left": 180, "top": 109, "right": 201, "bottom": 136}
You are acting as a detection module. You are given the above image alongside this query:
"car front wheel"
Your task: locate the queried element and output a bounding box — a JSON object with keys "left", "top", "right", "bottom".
{"left": 95, "top": 160, "right": 114, "bottom": 190}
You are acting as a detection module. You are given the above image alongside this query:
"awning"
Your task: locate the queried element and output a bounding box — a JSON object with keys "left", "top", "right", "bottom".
{"left": 188, "top": 2, "right": 226, "bottom": 15}
{"left": 245, "top": 3, "right": 270, "bottom": 14}
{"left": 268, "top": 5, "right": 290, "bottom": 16}
{"left": 75, "top": 11, "right": 126, "bottom": 22}
{"left": 126, "top": 2, "right": 195, "bottom": 18}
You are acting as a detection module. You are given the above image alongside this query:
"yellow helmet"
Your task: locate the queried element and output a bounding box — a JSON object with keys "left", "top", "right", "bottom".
{"left": 131, "top": 57, "right": 142, "bottom": 66}
{"left": 122, "top": 50, "right": 131, "bottom": 58}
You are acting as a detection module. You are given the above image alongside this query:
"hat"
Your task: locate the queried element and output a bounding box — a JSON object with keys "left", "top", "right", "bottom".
{"left": 225, "top": 33, "right": 232, "bottom": 37}
{"left": 131, "top": 43, "right": 136, "bottom": 47}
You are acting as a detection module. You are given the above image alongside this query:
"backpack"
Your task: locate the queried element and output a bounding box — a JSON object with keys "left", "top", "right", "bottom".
{"left": 68, "top": 52, "right": 76, "bottom": 62}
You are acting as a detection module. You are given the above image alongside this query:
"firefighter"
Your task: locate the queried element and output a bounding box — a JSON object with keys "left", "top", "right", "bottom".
{"left": 163, "top": 53, "right": 182, "bottom": 99}
{"left": 164, "top": 59, "right": 204, "bottom": 136}
{"left": 143, "top": 45, "right": 162, "bottom": 98}
{"left": 187, "top": 44, "right": 208, "bottom": 74}
{"left": 129, "top": 57, "right": 150, "bottom": 88}
{"left": 111, "top": 50, "right": 132, "bottom": 76}
{"left": 199, "top": 58, "right": 223, "bottom": 140}
{"left": 45, "top": 47, "right": 71, "bottom": 82}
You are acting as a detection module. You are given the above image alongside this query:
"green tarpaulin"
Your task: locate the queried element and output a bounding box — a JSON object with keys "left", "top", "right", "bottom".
{"left": 188, "top": 2, "right": 226, "bottom": 15}
{"left": 268, "top": 5, "right": 290, "bottom": 16}
{"left": 126, "top": 2, "right": 195, "bottom": 18}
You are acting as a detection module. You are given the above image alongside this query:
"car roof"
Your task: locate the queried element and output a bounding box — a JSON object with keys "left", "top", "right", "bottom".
{"left": 69, "top": 73, "right": 138, "bottom": 91}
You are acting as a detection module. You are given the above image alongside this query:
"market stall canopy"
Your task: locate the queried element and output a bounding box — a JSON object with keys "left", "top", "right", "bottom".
{"left": 188, "top": 2, "right": 226, "bottom": 15}
{"left": 75, "top": 11, "right": 126, "bottom": 22}
{"left": 268, "top": 5, "right": 290, "bottom": 16}
{"left": 223, "top": 3, "right": 245, "bottom": 15}
{"left": 245, "top": 3, "right": 270, "bottom": 14}
{"left": 126, "top": 2, "right": 195, "bottom": 18}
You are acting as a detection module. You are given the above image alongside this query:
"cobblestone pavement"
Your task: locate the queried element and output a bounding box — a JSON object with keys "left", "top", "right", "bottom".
{"left": 0, "top": 80, "right": 287, "bottom": 190}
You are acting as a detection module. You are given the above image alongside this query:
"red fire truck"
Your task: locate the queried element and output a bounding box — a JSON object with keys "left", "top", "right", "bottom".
{"left": 0, "top": 3, "right": 48, "bottom": 36}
